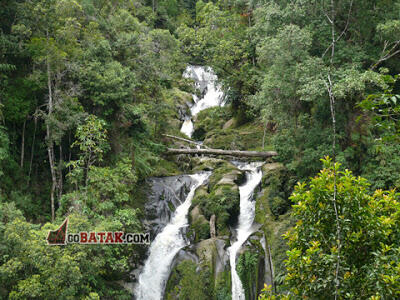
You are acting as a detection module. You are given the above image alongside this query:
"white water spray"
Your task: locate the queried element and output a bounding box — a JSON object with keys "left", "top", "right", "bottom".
{"left": 180, "top": 66, "right": 224, "bottom": 138}
{"left": 229, "top": 162, "right": 263, "bottom": 300}
{"left": 180, "top": 117, "right": 194, "bottom": 138}
{"left": 135, "top": 172, "right": 210, "bottom": 300}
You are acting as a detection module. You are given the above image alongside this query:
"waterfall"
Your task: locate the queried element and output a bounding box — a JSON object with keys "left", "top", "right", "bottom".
{"left": 228, "top": 162, "right": 263, "bottom": 300}
{"left": 180, "top": 65, "right": 224, "bottom": 138}
{"left": 180, "top": 117, "right": 194, "bottom": 138}
{"left": 135, "top": 172, "right": 211, "bottom": 300}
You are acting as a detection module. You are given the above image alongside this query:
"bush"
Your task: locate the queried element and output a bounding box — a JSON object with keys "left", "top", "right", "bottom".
{"left": 280, "top": 157, "right": 400, "bottom": 299}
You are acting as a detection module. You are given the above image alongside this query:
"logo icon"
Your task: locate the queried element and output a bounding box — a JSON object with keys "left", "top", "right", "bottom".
{"left": 47, "top": 218, "right": 68, "bottom": 245}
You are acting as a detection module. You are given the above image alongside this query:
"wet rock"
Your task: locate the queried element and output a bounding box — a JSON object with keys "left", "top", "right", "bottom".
{"left": 216, "top": 169, "right": 243, "bottom": 186}
{"left": 145, "top": 175, "right": 195, "bottom": 238}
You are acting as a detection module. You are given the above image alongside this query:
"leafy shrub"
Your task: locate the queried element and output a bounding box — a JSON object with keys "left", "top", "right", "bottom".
{"left": 280, "top": 157, "right": 400, "bottom": 299}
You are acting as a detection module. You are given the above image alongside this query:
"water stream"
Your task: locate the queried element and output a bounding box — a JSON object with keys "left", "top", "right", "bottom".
{"left": 228, "top": 162, "right": 263, "bottom": 300}
{"left": 134, "top": 172, "right": 210, "bottom": 300}
{"left": 180, "top": 65, "right": 224, "bottom": 138}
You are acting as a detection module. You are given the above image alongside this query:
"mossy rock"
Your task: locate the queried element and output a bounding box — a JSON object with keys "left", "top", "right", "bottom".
{"left": 193, "top": 184, "right": 240, "bottom": 236}
{"left": 255, "top": 163, "right": 295, "bottom": 293}
{"left": 192, "top": 107, "right": 232, "bottom": 140}
{"left": 196, "top": 238, "right": 218, "bottom": 269}
{"left": 203, "top": 120, "right": 271, "bottom": 151}
{"left": 260, "top": 163, "right": 293, "bottom": 218}
{"left": 215, "top": 269, "right": 232, "bottom": 300}
{"left": 215, "top": 169, "right": 243, "bottom": 186}
{"left": 223, "top": 118, "right": 236, "bottom": 130}
{"left": 188, "top": 205, "right": 210, "bottom": 242}
{"left": 191, "top": 157, "right": 228, "bottom": 172}
{"left": 162, "top": 88, "right": 193, "bottom": 134}
{"left": 191, "top": 161, "right": 243, "bottom": 236}
{"left": 236, "top": 248, "right": 264, "bottom": 300}
{"left": 165, "top": 259, "right": 213, "bottom": 300}
{"left": 149, "top": 157, "right": 182, "bottom": 177}
{"left": 208, "top": 161, "right": 243, "bottom": 190}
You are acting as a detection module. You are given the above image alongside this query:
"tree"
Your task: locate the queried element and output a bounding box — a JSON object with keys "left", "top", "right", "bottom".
{"left": 67, "top": 115, "right": 109, "bottom": 187}
{"left": 0, "top": 202, "right": 137, "bottom": 299}
{"left": 265, "top": 157, "right": 400, "bottom": 299}
{"left": 359, "top": 74, "right": 400, "bottom": 142}
{"left": 14, "top": 0, "right": 85, "bottom": 221}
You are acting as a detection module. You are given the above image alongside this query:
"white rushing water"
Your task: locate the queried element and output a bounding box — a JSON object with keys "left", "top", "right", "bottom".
{"left": 229, "top": 162, "right": 263, "bottom": 300}
{"left": 180, "top": 117, "right": 194, "bottom": 138}
{"left": 135, "top": 172, "right": 210, "bottom": 300}
{"left": 180, "top": 66, "right": 224, "bottom": 138}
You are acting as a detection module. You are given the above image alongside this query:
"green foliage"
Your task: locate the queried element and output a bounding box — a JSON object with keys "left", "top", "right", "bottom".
{"left": 62, "top": 158, "right": 138, "bottom": 217}
{"left": 0, "top": 126, "right": 10, "bottom": 178}
{"left": 0, "top": 203, "right": 133, "bottom": 299}
{"left": 177, "top": 1, "right": 253, "bottom": 108}
{"left": 67, "top": 114, "right": 109, "bottom": 186}
{"left": 237, "top": 251, "right": 260, "bottom": 300}
{"left": 362, "top": 143, "right": 400, "bottom": 191}
{"left": 359, "top": 74, "right": 400, "bottom": 142}
{"left": 194, "top": 184, "right": 240, "bottom": 234}
{"left": 281, "top": 157, "right": 400, "bottom": 299}
{"left": 165, "top": 260, "right": 213, "bottom": 300}
{"left": 2, "top": 0, "right": 400, "bottom": 297}
{"left": 192, "top": 106, "right": 232, "bottom": 140}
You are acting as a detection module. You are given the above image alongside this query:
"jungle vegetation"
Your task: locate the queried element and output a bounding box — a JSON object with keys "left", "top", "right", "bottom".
{"left": 1, "top": 0, "right": 400, "bottom": 298}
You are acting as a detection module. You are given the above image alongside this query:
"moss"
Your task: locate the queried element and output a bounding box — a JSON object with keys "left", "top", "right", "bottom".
{"left": 188, "top": 205, "right": 210, "bottom": 242}
{"left": 191, "top": 161, "right": 244, "bottom": 235}
{"left": 162, "top": 88, "right": 193, "bottom": 135}
{"left": 165, "top": 260, "right": 213, "bottom": 300}
{"left": 203, "top": 120, "right": 274, "bottom": 152}
{"left": 261, "top": 163, "right": 293, "bottom": 218}
{"left": 254, "top": 163, "right": 296, "bottom": 292}
{"left": 193, "top": 183, "right": 240, "bottom": 235}
{"left": 207, "top": 161, "right": 243, "bottom": 190}
{"left": 192, "top": 107, "right": 232, "bottom": 140}
{"left": 191, "top": 157, "right": 227, "bottom": 172}
{"left": 196, "top": 239, "right": 218, "bottom": 270}
{"left": 130, "top": 180, "right": 150, "bottom": 212}
{"left": 150, "top": 157, "right": 182, "bottom": 177}
{"left": 167, "top": 201, "right": 176, "bottom": 212}
{"left": 215, "top": 270, "right": 232, "bottom": 300}
{"left": 237, "top": 249, "right": 263, "bottom": 300}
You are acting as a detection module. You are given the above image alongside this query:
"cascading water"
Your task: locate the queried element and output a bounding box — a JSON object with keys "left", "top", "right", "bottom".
{"left": 135, "top": 172, "right": 211, "bottom": 300}
{"left": 228, "top": 162, "right": 263, "bottom": 300}
{"left": 180, "top": 66, "right": 224, "bottom": 138}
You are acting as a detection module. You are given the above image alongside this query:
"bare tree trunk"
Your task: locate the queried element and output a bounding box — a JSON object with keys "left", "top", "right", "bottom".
{"left": 20, "top": 118, "right": 26, "bottom": 168}
{"left": 262, "top": 119, "right": 267, "bottom": 149}
{"left": 58, "top": 144, "right": 63, "bottom": 202}
{"left": 48, "top": 143, "right": 56, "bottom": 222}
{"left": 68, "top": 131, "right": 72, "bottom": 173}
{"left": 28, "top": 115, "right": 37, "bottom": 184}
{"left": 324, "top": 1, "right": 344, "bottom": 298}
{"left": 46, "top": 32, "right": 57, "bottom": 221}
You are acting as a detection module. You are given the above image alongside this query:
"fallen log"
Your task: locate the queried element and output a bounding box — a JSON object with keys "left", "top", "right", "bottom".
{"left": 166, "top": 148, "right": 278, "bottom": 158}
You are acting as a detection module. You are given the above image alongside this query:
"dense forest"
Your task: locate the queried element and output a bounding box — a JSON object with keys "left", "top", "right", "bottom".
{"left": 1, "top": 0, "right": 400, "bottom": 299}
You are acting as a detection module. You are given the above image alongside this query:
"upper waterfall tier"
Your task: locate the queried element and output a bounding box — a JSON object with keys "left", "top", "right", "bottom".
{"left": 180, "top": 65, "right": 224, "bottom": 137}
